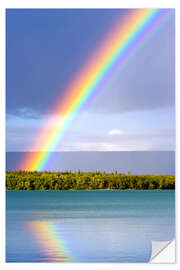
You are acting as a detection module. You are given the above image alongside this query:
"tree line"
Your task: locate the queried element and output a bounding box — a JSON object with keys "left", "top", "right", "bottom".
{"left": 6, "top": 171, "right": 175, "bottom": 190}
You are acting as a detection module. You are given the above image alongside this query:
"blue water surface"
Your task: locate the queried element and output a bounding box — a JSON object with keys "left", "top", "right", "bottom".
{"left": 6, "top": 190, "right": 175, "bottom": 262}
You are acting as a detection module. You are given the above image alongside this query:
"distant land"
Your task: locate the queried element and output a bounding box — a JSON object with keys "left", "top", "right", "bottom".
{"left": 6, "top": 151, "right": 175, "bottom": 175}
{"left": 6, "top": 171, "right": 175, "bottom": 190}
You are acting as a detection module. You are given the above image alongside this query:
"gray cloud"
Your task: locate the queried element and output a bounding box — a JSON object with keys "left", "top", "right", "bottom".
{"left": 90, "top": 14, "right": 175, "bottom": 114}
{"left": 6, "top": 10, "right": 175, "bottom": 118}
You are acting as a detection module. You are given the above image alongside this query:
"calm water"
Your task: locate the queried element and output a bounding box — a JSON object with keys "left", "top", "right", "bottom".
{"left": 6, "top": 190, "right": 175, "bottom": 262}
{"left": 6, "top": 151, "right": 175, "bottom": 174}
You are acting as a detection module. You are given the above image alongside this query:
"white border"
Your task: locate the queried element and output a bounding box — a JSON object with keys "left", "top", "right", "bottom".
{"left": 0, "top": 3, "right": 5, "bottom": 266}
{"left": 0, "top": 0, "right": 179, "bottom": 9}
{"left": 1, "top": 0, "right": 179, "bottom": 269}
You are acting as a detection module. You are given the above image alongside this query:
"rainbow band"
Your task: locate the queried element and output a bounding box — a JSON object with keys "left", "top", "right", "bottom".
{"left": 19, "top": 9, "right": 168, "bottom": 171}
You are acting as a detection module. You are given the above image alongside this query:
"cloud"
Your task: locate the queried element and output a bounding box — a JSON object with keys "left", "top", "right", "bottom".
{"left": 108, "top": 129, "right": 125, "bottom": 135}
{"left": 89, "top": 12, "right": 175, "bottom": 114}
{"left": 6, "top": 10, "right": 174, "bottom": 118}
{"left": 71, "top": 128, "right": 174, "bottom": 151}
{"left": 6, "top": 124, "right": 175, "bottom": 151}
{"left": 71, "top": 142, "right": 127, "bottom": 151}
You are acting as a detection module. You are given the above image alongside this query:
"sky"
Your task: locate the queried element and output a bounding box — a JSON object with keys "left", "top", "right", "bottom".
{"left": 6, "top": 9, "right": 175, "bottom": 152}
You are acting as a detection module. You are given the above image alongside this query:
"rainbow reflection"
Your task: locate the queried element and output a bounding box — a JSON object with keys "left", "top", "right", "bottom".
{"left": 27, "top": 221, "right": 75, "bottom": 262}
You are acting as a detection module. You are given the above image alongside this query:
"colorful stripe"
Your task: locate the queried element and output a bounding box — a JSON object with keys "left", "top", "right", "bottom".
{"left": 19, "top": 9, "right": 168, "bottom": 171}
{"left": 27, "top": 221, "right": 74, "bottom": 262}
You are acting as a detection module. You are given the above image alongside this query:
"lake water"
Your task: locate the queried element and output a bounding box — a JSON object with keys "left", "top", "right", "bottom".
{"left": 6, "top": 190, "right": 175, "bottom": 262}
{"left": 6, "top": 151, "right": 175, "bottom": 174}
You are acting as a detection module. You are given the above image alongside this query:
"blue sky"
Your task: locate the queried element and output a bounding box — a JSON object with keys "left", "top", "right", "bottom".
{"left": 6, "top": 9, "right": 175, "bottom": 151}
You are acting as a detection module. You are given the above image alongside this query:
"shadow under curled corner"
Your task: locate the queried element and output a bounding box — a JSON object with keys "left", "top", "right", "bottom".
{"left": 150, "top": 239, "right": 175, "bottom": 263}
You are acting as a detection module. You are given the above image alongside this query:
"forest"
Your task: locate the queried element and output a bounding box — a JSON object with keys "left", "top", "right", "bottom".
{"left": 6, "top": 171, "right": 175, "bottom": 190}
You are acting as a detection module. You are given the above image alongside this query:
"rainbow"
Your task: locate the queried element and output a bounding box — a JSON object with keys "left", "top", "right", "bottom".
{"left": 19, "top": 9, "right": 169, "bottom": 171}
{"left": 27, "top": 221, "right": 74, "bottom": 262}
